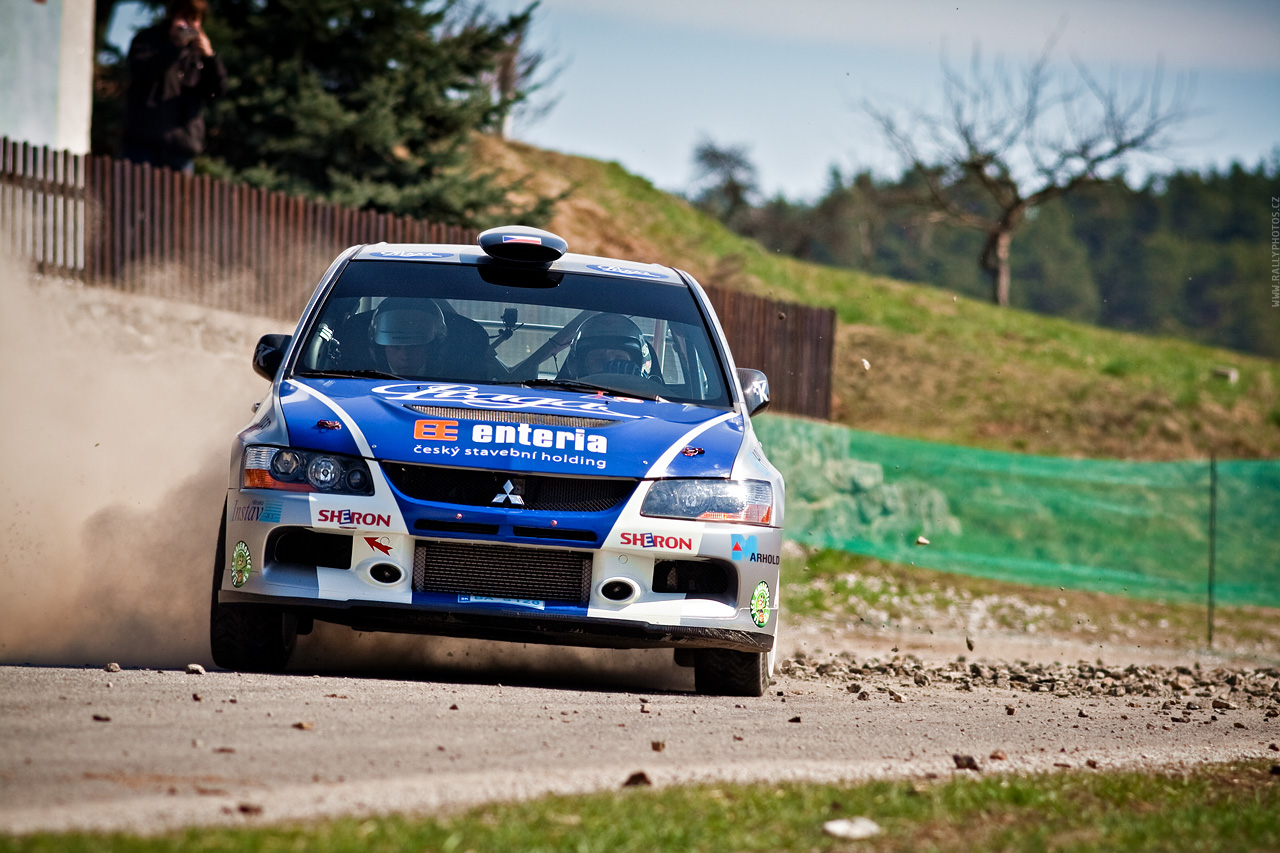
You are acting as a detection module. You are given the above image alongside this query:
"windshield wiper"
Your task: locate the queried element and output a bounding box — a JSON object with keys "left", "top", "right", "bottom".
{"left": 520, "top": 378, "right": 661, "bottom": 401}
{"left": 295, "top": 368, "right": 404, "bottom": 380}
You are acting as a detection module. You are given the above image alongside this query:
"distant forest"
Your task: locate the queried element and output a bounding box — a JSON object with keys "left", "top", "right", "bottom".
{"left": 691, "top": 152, "right": 1280, "bottom": 359}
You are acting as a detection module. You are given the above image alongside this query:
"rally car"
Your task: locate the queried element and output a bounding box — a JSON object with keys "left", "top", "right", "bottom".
{"left": 212, "top": 225, "right": 784, "bottom": 695}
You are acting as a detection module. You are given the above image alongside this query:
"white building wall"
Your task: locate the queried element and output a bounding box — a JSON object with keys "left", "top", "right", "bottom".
{"left": 0, "top": 0, "right": 96, "bottom": 153}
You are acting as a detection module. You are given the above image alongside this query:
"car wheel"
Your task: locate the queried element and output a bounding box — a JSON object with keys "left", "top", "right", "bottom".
{"left": 209, "top": 503, "right": 297, "bottom": 672}
{"left": 693, "top": 648, "right": 768, "bottom": 697}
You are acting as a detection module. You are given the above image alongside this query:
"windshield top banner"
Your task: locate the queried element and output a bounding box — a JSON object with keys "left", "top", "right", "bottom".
{"left": 286, "top": 380, "right": 741, "bottom": 478}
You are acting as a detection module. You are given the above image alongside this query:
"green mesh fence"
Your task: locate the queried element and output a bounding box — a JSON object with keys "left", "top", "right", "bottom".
{"left": 755, "top": 415, "right": 1280, "bottom": 608}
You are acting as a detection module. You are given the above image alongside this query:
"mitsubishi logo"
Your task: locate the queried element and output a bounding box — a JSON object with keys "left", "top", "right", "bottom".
{"left": 492, "top": 479, "right": 525, "bottom": 506}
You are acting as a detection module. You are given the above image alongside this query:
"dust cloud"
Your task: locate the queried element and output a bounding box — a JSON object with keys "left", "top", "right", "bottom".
{"left": 0, "top": 252, "right": 284, "bottom": 667}
{"left": 0, "top": 254, "right": 689, "bottom": 691}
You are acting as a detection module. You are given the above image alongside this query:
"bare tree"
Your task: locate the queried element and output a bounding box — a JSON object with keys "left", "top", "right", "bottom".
{"left": 491, "top": 21, "right": 567, "bottom": 138}
{"left": 690, "top": 138, "right": 760, "bottom": 231}
{"left": 461, "top": 2, "right": 564, "bottom": 139}
{"left": 865, "top": 34, "right": 1193, "bottom": 306}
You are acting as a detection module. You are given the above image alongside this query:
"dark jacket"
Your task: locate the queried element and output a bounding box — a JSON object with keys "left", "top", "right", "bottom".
{"left": 123, "top": 22, "right": 227, "bottom": 156}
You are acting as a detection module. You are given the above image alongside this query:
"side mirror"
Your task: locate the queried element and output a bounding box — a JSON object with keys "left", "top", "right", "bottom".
{"left": 252, "top": 334, "right": 292, "bottom": 381}
{"left": 737, "top": 368, "right": 771, "bottom": 416}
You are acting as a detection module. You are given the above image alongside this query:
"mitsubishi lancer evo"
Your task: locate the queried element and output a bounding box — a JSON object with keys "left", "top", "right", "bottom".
{"left": 213, "top": 225, "right": 785, "bottom": 696}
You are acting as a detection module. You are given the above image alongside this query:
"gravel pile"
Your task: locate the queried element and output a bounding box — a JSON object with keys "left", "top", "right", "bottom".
{"left": 780, "top": 649, "right": 1280, "bottom": 715}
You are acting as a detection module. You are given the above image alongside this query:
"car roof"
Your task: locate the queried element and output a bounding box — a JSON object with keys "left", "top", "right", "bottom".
{"left": 351, "top": 243, "right": 683, "bottom": 285}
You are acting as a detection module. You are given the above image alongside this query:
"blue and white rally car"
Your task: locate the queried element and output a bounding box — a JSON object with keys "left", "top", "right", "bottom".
{"left": 213, "top": 226, "right": 784, "bottom": 695}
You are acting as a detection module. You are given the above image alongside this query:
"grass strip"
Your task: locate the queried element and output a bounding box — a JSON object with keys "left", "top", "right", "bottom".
{"left": 6, "top": 760, "right": 1278, "bottom": 852}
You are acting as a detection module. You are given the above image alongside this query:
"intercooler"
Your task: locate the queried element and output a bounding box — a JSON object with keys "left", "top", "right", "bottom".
{"left": 412, "top": 540, "right": 593, "bottom": 605}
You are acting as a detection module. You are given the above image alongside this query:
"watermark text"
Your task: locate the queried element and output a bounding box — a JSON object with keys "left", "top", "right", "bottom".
{"left": 1272, "top": 197, "right": 1279, "bottom": 307}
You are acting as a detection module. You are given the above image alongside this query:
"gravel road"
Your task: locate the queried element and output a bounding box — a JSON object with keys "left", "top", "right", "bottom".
{"left": 2, "top": 635, "right": 1277, "bottom": 837}
{"left": 2, "top": 273, "right": 1277, "bottom": 837}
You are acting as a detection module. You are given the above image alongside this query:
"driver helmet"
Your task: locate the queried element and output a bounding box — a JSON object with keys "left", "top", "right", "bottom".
{"left": 565, "top": 313, "right": 652, "bottom": 378}
{"left": 370, "top": 298, "right": 445, "bottom": 346}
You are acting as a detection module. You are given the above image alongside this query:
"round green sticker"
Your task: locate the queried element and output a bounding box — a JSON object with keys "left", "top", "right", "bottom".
{"left": 231, "top": 541, "right": 252, "bottom": 588}
{"left": 750, "top": 581, "right": 770, "bottom": 627}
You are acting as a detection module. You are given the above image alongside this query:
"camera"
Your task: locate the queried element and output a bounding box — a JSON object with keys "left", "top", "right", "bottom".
{"left": 171, "top": 22, "right": 197, "bottom": 47}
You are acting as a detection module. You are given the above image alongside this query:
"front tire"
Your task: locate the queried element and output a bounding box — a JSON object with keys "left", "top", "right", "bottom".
{"left": 693, "top": 648, "right": 769, "bottom": 696}
{"left": 209, "top": 503, "right": 297, "bottom": 672}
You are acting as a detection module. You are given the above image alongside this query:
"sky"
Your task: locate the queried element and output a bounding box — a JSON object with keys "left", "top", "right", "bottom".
{"left": 109, "top": 0, "right": 1280, "bottom": 200}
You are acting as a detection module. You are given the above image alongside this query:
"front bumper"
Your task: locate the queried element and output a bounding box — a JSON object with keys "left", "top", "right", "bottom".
{"left": 216, "top": 590, "right": 774, "bottom": 652}
{"left": 218, "top": 486, "right": 782, "bottom": 653}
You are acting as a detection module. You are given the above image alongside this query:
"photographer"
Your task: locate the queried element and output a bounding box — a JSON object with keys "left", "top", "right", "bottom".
{"left": 122, "top": 0, "right": 226, "bottom": 173}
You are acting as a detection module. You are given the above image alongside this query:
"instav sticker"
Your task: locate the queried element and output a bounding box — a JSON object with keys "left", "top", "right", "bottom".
{"left": 750, "top": 581, "right": 770, "bottom": 627}
{"left": 231, "top": 541, "right": 252, "bottom": 588}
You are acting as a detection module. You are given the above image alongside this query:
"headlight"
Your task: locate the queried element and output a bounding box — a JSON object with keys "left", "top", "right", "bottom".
{"left": 242, "top": 446, "right": 375, "bottom": 495}
{"left": 640, "top": 479, "right": 774, "bottom": 525}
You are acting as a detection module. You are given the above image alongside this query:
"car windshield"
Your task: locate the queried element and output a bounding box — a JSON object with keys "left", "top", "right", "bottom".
{"left": 293, "top": 259, "right": 732, "bottom": 407}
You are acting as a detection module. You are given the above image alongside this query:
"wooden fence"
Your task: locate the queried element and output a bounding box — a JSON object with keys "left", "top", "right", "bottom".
{"left": 1, "top": 136, "right": 473, "bottom": 318}
{"left": 1, "top": 135, "right": 832, "bottom": 418}
{"left": 1, "top": 137, "right": 86, "bottom": 282}
{"left": 702, "top": 285, "right": 834, "bottom": 419}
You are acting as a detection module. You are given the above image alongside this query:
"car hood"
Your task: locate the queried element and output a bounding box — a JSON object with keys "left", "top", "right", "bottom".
{"left": 276, "top": 378, "right": 745, "bottom": 480}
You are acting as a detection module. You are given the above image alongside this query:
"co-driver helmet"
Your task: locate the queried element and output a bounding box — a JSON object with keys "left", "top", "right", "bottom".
{"left": 564, "top": 313, "right": 652, "bottom": 378}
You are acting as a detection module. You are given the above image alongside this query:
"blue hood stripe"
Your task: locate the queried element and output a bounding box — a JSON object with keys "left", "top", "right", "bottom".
{"left": 282, "top": 379, "right": 402, "bottom": 503}
{"left": 644, "top": 412, "right": 737, "bottom": 479}
{"left": 285, "top": 379, "right": 375, "bottom": 456}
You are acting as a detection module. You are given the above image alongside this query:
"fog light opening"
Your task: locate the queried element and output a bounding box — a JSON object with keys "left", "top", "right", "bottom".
{"left": 369, "top": 563, "right": 403, "bottom": 585}
{"left": 600, "top": 578, "right": 639, "bottom": 602}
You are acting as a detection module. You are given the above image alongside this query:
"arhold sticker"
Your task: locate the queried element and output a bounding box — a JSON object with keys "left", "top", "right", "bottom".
{"left": 750, "top": 581, "right": 770, "bottom": 627}
{"left": 231, "top": 541, "right": 252, "bottom": 588}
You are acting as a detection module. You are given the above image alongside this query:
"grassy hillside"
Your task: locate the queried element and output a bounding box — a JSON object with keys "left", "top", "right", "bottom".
{"left": 474, "top": 137, "right": 1280, "bottom": 461}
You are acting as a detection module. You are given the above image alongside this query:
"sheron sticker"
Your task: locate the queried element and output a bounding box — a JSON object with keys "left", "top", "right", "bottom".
{"left": 619, "top": 532, "right": 694, "bottom": 551}
{"left": 750, "top": 581, "right": 770, "bottom": 627}
{"left": 231, "top": 541, "right": 252, "bottom": 588}
{"left": 316, "top": 509, "right": 393, "bottom": 528}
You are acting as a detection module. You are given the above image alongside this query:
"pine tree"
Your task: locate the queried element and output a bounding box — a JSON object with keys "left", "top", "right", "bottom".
{"left": 197, "top": 0, "right": 550, "bottom": 227}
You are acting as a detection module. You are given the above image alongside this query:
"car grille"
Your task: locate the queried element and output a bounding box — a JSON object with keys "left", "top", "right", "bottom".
{"left": 413, "top": 540, "right": 592, "bottom": 604}
{"left": 382, "top": 462, "right": 637, "bottom": 512}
